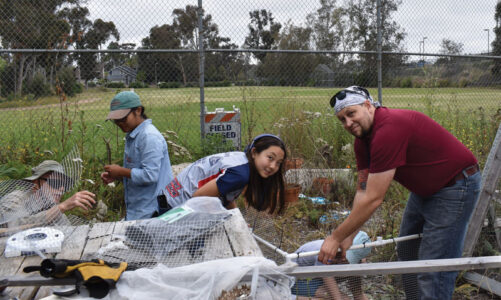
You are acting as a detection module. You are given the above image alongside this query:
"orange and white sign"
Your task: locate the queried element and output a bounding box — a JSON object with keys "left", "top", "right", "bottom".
{"left": 203, "top": 107, "right": 241, "bottom": 149}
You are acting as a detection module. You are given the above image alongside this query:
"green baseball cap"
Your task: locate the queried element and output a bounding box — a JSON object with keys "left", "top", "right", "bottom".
{"left": 106, "top": 91, "right": 142, "bottom": 120}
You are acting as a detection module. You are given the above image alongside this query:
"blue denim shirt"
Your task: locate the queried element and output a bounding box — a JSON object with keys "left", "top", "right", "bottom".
{"left": 123, "top": 119, "right": 173, "bottom": 220}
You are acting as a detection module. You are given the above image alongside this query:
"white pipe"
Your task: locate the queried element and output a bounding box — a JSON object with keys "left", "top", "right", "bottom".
{"left": 252, "top": 232, "right": 422, "bottom": 260}
{"left": 252, "top": 233, "right": 290, "bottom": 258}
{"left": 287, "top": 233, "right": 422, "bottom": 259}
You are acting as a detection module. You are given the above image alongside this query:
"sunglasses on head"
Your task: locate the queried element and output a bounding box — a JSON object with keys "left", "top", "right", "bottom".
{"left": 330, "top": 87, "right": 371, "bottom": 108}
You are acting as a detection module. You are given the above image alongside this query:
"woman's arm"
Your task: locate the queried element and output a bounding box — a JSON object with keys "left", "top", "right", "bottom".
{"left": 192, "top": 178, "right": 220, "bottom": 197}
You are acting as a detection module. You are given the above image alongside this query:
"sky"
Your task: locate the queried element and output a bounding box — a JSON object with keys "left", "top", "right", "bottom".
{"left": 87, "top": 0, "right": 498, "bottom": 57}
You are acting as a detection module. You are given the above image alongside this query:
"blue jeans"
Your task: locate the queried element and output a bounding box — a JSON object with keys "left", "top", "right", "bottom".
{"left": 397, "top": 171, "right": 481, "bottom": 300}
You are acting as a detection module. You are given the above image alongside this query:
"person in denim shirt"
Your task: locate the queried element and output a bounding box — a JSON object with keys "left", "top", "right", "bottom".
{"left": 101, "top": 91, "right": 173, "bottom": 220}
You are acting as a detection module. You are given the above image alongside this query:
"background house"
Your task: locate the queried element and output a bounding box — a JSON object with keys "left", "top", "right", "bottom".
{"left": 107, "top": 66, "right": 137, "bottom": 85}
{"left": 311, "top": 64, "right": 335, "bottom": 87}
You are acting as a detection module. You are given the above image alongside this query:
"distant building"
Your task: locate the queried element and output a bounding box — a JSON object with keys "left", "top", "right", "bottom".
{"left": 107, "top": 66, "right": 137, "bottom": 85}
{"left": 311, "top": 64, "right": 335, "bottom": 87}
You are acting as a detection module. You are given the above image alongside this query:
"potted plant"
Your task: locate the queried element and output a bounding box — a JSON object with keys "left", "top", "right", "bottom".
{"left": 284, "top": 183, "right": 301, "bottom": 206}
{"left": 312, "top": 177, "right": 334, "bottom": 196}
{"left": 284, "top": 157, "right": 304, "bottom": 171}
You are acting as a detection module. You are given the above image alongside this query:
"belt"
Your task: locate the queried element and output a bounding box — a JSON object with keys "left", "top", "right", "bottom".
{"left": 444, "top": 164, "right": 480, "bottom": 187}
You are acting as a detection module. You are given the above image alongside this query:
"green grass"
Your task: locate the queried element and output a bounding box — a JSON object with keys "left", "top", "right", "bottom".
{"left": 0, "top": 86, "right": 500, "bottom": 221}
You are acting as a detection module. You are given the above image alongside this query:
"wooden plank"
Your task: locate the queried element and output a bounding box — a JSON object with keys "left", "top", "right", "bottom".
{"left": 201, "top": 223, "right": 234, "bottom": 261}
{"left": 80, "top": 222, "right": 114, "bottom": 259}
{"left": 464, "top": 122, "right": 501, "bottom": 256}
{"left": 224, "top": 209, "right": 263, "bottom": 257}
{"left": 33, "top": 225, "right": 90, "bottom": 300}
{"left": 463, "top": 271, "right": 501, "bottom": 297}
{"left": 6, "top": 254, "right": 47, "bottom": 300}
{"left": 288, "top": 256, "right": 501, "bottom": 279}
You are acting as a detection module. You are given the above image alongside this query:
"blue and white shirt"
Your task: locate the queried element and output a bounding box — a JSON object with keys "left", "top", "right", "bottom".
{"left": 124, "top": 119, "right": 173, "bottom": 220}
{"left": 164, "top": 152, "right": 249, "bottom": 207}
{"left": 293, "top": 231, "right": 371, "bottom": 266}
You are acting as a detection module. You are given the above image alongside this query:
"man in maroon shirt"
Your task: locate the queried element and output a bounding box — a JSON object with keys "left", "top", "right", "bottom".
{"left": 318, "top": 86, "right": 481, "bottom": 300}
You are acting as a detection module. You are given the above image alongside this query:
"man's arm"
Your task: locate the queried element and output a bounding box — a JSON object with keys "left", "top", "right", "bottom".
{"left": 318, "top": 168, "right": 395, "bottom": 264}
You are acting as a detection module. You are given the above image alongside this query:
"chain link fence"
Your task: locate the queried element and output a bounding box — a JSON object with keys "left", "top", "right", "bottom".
{"left": 1, "top": 0, "right": 501, "bottom": 298}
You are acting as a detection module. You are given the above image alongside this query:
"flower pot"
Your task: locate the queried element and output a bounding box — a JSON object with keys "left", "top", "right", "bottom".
{"left": 312, "top": 177, "right": 334, "bottom": 195}
{"left": 285, "top": 158, "right": 304, "bottom": 171}
{"left": 285, "top": 183, "right": 301, "bottom": 206}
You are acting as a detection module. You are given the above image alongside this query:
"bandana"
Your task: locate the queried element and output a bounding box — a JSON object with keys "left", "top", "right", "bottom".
{"left": 333, "top": 87, "right": 381, "bottom": 114}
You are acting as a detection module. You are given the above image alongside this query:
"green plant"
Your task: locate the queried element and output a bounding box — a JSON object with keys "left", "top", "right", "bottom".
{"left": 199, "top": 133, "right": 235, "bottom": 156}
{"left": 159, "top": 82, "right": 181, "bottom": 89}
{"left": 23, "top": 72, "right": 52, "bottom": 98}
{"left": 57, "top": 66, "right": 78, "bottom": 97}
{"left": 129, "top": 81, "right": 147, "bottom": 88}
{"left": 105, "top": 82, "right": 126, "bottom": 88}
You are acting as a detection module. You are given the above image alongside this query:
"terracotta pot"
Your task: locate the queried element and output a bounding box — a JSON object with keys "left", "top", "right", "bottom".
{"left": 312, "top": 177, "right": 334, "bottom": 195}
{"left": 285, "top": 183, "right": 301, "bottom": 206}
{"left": 284, "top": 158, "right": 304, "bottom": 171}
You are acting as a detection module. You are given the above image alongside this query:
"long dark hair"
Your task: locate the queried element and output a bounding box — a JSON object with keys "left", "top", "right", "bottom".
{"left": 244, "top": 136, "right": 287, "bottom": 214}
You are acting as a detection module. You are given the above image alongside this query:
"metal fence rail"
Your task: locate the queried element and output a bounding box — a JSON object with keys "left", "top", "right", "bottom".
{"left": 1, "top": 0, "right": 501, "bottom": 298}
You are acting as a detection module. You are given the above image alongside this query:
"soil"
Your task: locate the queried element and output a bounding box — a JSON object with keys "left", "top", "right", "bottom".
{"left": 240, "top": 203, "right": 501, "bottom": 300}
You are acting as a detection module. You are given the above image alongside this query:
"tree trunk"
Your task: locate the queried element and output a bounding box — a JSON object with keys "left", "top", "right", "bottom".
{"left": 16, "top": 55, "right": 27, "bottom": 95}
{"left": 177, "top": 54, "right": 187, "bottom": 85}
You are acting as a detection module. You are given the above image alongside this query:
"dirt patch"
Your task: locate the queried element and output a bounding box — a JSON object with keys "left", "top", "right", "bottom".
{"left": 0, "top": 98, "right": 100, "bottom": 111}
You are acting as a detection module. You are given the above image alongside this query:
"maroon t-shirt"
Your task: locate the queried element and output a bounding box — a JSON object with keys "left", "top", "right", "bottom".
{"left": 354, "top": 107, "right": 477, "bottom": 197}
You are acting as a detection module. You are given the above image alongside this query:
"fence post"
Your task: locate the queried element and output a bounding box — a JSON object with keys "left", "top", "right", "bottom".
{"left": 376, "top": 0, "right": 383, "bottom": 105}
{"left": 198, "top": 0, "right": 206, "bottom": 143}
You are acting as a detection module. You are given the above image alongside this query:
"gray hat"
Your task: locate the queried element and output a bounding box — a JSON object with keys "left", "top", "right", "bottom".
{"left": 24, "top": 160, "right": 65, "bottom": 181}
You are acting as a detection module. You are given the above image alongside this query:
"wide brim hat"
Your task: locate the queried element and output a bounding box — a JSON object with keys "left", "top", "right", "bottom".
{"left": 24, "top": 160, "right": 65, "bottom": 181}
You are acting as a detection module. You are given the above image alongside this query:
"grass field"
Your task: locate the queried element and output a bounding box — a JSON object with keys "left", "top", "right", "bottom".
{"left": 0, "top": 85, "right": 500, "bottom": 220}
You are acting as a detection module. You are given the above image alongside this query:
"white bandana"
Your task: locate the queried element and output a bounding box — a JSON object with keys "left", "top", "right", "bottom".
{"left": 333, "top": 90, "right": 381, "bottom": 114}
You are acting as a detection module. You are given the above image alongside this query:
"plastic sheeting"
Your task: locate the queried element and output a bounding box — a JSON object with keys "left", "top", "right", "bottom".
{"left": 41, "top": 256, "right": 294, "bottom": 300}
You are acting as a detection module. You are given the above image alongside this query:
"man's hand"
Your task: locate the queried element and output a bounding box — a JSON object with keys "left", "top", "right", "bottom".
{"left": 59, "top": 191, "right": 96, "bottom": 213}
{"left": 100, "top": 172, "right": 115, "bottom": 184}
{"left": 318, "top": 235, "right": 342, "bottom": 265}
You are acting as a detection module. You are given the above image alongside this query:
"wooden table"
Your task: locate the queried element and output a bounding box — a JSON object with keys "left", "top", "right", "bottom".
{"left": 0, "top": 209, "right": 262, "bottom": 300}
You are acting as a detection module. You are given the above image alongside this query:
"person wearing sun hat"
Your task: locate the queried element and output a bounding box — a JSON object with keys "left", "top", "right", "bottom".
{"left": 101, "top": 91, "right": 173, "bottom": 220}
{"left": 319, "top": 86, "right": 481, "bottom": 299}
{"left": 0, "top": 160, "right": 96, "bottom": 228}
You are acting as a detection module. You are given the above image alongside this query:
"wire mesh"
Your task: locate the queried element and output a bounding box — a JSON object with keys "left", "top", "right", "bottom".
{"left": 0, "top": 0, "right": 501, "bottom": 298}
{"left": 92, "top": 210, "right": 234, "bottom": 269}
{"left": 0, "top": 146, "right": 83, "bottom": 229}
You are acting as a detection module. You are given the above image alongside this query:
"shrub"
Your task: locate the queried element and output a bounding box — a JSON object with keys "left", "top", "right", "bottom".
{"left": 105, "top": 82, "right": 126, "bottom": 88}
{"left": 437, "top": 79, "right": 450, "bottom": 88}
{"left": 73, "top": 83, "right": 83, "bottom": 95}
{"left": 129, "top": 81, "right": 147, "bottom": 88}
{"left": 57, "top": 66, "right": 78, "bottom": 97}
{"left": 205, "top": 81, "right": 231, "bottom": 87}
{"left": 23, "top": 72, "right": 51, "bottom": 99}
{"left": 412, "top": 78, "right": 424, "bottom": 88}
{"left": 87, "top": 82, "right": 97, "bottom": 88}
{"left": 458, "top": 78, "right": 469, "bottom": 88}
{"left": 400, "top": 77, "right": 412, "bottom": 88}
{"left": 159, "top": 82, "right": 181, "bottom": 89}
